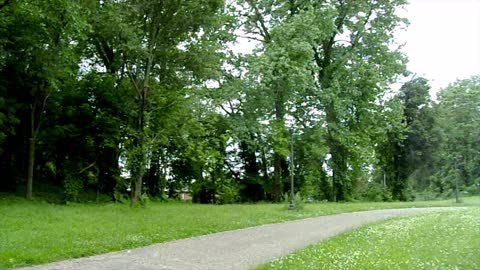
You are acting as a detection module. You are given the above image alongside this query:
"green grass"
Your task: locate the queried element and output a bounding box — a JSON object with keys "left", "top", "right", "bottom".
{"left": 258, "top": 207, "right": 480, "bottom": 270}
{"left": 0, "top": 195, "right": 478, "bottom": 269}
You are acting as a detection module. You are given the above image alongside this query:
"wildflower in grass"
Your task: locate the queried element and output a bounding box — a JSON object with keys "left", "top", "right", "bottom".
{"left": 259, "top": 208, "right": 480, "bottom": 270}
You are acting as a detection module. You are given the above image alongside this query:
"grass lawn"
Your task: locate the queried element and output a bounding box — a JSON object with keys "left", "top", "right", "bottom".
{"left": 258, "top": 207, "right": 480, "bottom": 270}
{"left": 0, "top": 195, "right": 478, "bottom": 268}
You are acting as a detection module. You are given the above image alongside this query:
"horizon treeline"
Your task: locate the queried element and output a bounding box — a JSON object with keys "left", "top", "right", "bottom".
{"left": 1, "top": 0, "right": 479, "bottom": 205}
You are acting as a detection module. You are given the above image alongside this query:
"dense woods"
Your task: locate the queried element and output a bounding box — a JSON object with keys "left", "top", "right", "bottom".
{"left": 1, "top": 0, "right": 479, "bottom": 205}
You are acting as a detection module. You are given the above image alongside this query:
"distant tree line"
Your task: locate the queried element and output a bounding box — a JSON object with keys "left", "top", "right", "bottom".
{"left": 1, "top": 0, "right": 479, "bottom": 205}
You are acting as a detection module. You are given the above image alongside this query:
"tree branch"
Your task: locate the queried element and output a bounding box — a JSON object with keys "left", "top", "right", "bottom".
{"left": 318, "top": 0, "right": 348, "bottom": 82}
{"left": 126, "top": 66, "right": 142, "bottom": 97}
{"left": 246, "top": 0, "right": 271, "bottom": 42}
{"left": 235, "top": 34, "right": 264, "bottom": 43}
{"left": 32, "top": 81, "right": 50, "bottom": 140}
{"left": 78, "top": 162, "right": 96, "bottom": 174}
{"left": 219, "top": 103, "right": 233, "bottom": 116}
{"left": 351, "top": 4, "right": 373, "bottom": 49}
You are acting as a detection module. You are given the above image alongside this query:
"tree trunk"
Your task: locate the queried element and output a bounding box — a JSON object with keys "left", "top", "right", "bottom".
{"left": 272, "top": 152, "right": 282, "bottom": 202}
{"left": 132, "top": 167, "right": 143, "bottom": 206}
{"left": 331, "top": 149, "right": 346, "bottom": 202}
{"left": 131, "top": 96, "right": 146, "bottom": 207}
{"left": 212, "top": 172, "right": 216, "bottom": 204}
{"left": 131, "top": 134, "right": 145, "bottom": 206}
{"left": 147, "top": 152, "right": 159, "bottom": 197}
{"left": 26, "top": 137, "right": 35, "bottom": 200}
{"left": 271, "top": 84, "right": 285, "bottom": 202}
{"left": 25, "top": 83, "right": 49, "bottom": 200}
{"left": 326, "top": 125, "right": 348, "bottom": 202}
{"left": 26, "top": 104, "right": 39, "bottom": 200}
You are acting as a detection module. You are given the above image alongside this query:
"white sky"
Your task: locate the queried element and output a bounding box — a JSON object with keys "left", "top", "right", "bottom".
{"left": 397, "top": 0, "right": 480, "bottom": 97}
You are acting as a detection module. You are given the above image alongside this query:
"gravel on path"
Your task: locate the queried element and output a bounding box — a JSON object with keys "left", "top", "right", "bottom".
{"left": 16, "top": 207, "right": 459, "bottom": 270}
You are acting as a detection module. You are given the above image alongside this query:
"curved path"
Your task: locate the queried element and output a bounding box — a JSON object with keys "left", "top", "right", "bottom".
{"left": 17, "top": 207, "right": 458, "bottom": 270}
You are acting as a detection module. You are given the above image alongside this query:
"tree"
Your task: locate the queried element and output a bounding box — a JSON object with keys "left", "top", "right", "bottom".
{"left": 434, "top": 75, "right": 480, "bottom": 195}
{"left": 309, "top": 0, "right": 408, "bottom": 201}
{"left": 1, "top": 0, "right": 442, "bottom": 204}
{"left": 235, "top": 0, "right": 288, "bottom": 201}
{"left": 119, "top": 0, "right": 226, "bottom": 206}
{"left": 0, "top": 0, "right": 232, "bottom": 203}
{"left": 374, "top": 78, "right": 435, "bottom": 200}
{"left": 399, "top": 78, "right": 437, "bottom": 193}
{"left": 233, "top": 0, "right": 408, "bottom": 201}
{"left": 373, "top": 96, "right": 406, "bottom": 200}
{"left": 0, "top": 0, "right": 87, "bottom": 199}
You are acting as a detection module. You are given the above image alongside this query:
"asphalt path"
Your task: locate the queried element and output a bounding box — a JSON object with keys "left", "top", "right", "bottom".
{"left": 17, "top": 207, "right": 457, "bottom": 270}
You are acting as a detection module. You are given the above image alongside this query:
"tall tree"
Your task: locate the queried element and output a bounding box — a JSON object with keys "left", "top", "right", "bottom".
{"left": 398, "top": 78, "right": 436, "bottom": 193}
{"left": 374, "top": 78, "right": 434, "bottom": 200}
{"left": 313, "top": 1, "right": 407, "bottom": 201}
{"left": 115, "top": 0, "right": 226, "bottom": 206}
{"left": 374, "top": 96, "right": 406, "bottom": 199}
{"left": 0, "top": 0, "right": 86, "bottom": 199}
{"left": 237, "top": 0, "right": 321, "bottom": 201}
{"left": 434, "top": 75, "right": 480, "bottom": 194}
{"left": 239, "top": 0, "right": 408, "bottom": 201}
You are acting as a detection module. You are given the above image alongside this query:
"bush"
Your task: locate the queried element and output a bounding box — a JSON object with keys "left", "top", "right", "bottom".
{"left": 217, "top": 184, "right": 239, "bottom": 204}
{"left": 113, "top": 178, "right": 131, "bottom": 203}
{"left": 63, "top": 173, "right": 83, "bottom": 202}
{"left": 114, "top": 190, "right": 129, "bottom": 204}
{"left": 364, "top": 183, "right": 392, "bottom": 202}
{"left": 75, "top": 190, "right": 112, "bottom": 203}
{"left": 139, "top": 193, "right": 149, "bottom": 207}
{"left": 284, "top": 192, "right": 304, "bottom": 210}
{"left": 415, "top": 189, "right": 439, "bottom": 201}
{"left": 466, "top": 183, "right": 480, "bottom": 196}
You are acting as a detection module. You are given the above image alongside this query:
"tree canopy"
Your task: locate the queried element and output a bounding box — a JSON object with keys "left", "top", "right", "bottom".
{"left": 0, "top": 0, "right": 478, "bottom": 204}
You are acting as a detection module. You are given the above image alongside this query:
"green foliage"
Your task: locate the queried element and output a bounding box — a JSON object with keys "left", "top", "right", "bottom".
{"left": 363, "top": 183, "right": 393, "bottom": 202}
{"left": 63, "top": 172, "right": 83, "bottom": 202}
{"left": 0, "top": 0, "right": 476, "bottom": 205}
{"left": 216, "top": 182, "right": 239, "bottom": 204}
{"left": 113, "top": 190, "right": 129, "bottom": 204}
{"left": 283, "top": 192, "right": 305, "bottom": 210}
{"left": 258, "top": 207, "right": 480, "bottom": 270}
{"left": 139, "top": 193, "right": 150, "bottom": 207}
{"left": 0, "top": 95, "right": 18, "bottom": 155}
{"left": 237, "top": 0, "right": 409, "bottom": 202}
{"left": 433, "top": 76, "right": 480, "bottom": 194}
{"left": 374, "top": 77, "right": 438, "bottom": 201}
{"left": 465, "top": 183, "right": 480, "bottom": 196}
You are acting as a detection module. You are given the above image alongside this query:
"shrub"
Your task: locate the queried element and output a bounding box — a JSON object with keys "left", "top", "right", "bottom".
{"left": 284, "top": 192, "right": 304, "bottom": 210}
{"left": 466, "top": 183, "right": 480, "bottom": 196}
{"left": 63, "top": 172, "right": 83, "bottom": 202}
{"left": 217, "top": 184, "right": 239, "bottom": 204}
{"left": 139, "top": 193, "right": 149, "bottom": 207}
{"left": 364, "top": 183, "right": 392, "bottom": 202}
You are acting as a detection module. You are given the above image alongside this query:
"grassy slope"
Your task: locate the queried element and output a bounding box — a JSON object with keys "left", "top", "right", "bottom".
{"left": 258, "top": 207, "right": 480, "bottom": 270}
{"left": 0, "top": 196, "right": 478, "bottom": 268}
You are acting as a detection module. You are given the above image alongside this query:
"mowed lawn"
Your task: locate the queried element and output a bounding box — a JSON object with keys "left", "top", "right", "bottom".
{"left": 258, "top": 207, "right": 480, "bottom": 270}
{"left": 0, "top": 196, "right": 478, "bottom": 268}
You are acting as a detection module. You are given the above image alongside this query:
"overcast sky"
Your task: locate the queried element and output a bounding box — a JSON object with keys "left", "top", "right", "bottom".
{"left": 397, "top": 0, "right": 480, "bottom": 97}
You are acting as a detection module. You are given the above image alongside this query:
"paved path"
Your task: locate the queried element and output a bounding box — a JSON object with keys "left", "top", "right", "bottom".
{"left": 17, "top": 207, "right": 458, "bottom": 270}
